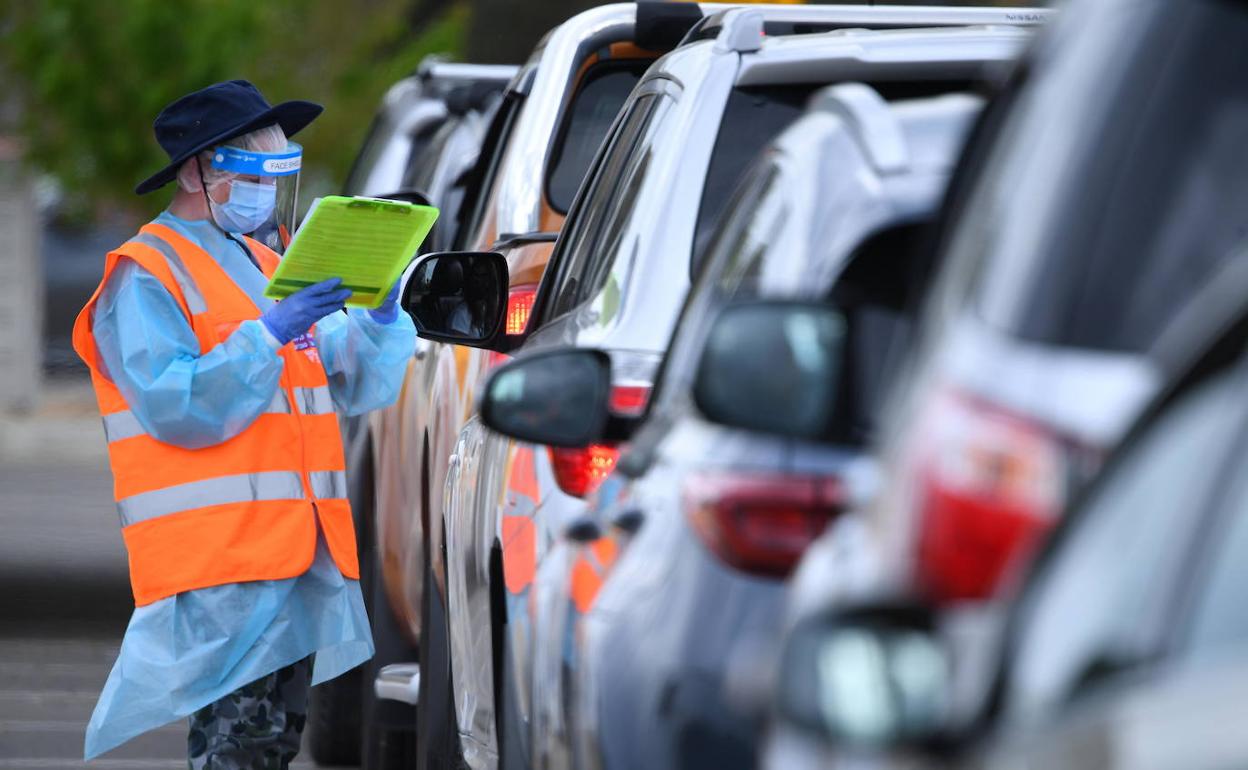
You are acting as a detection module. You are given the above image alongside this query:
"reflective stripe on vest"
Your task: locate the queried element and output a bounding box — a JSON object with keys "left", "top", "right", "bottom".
{"left": 130, "top": 232, "right": 209, "bottom": 315}
{"left": 293, "top": 385, "right": 334, "bottom": 415}
{"left": 118, "top": 470, "right": 306, "bottom": 526}
{"left": 102, "top": 389, "right": 292, "bottom": 444}
{"left": 71, "top": 224, "right": 360, "bottom": 605}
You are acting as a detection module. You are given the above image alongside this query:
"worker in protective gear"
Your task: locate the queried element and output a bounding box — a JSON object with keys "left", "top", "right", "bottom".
{"left": 71, "top": 80, "right": 416, "bottom": 767}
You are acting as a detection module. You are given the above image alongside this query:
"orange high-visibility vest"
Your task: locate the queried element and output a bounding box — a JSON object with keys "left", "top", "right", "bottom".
{"left": 71, "top": 222, "right": 359, "bottom": 606}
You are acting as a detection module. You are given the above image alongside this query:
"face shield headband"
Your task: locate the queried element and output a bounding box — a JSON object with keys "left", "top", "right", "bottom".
{"left": 208, "top": 143, "right": 303, "bottom": 253}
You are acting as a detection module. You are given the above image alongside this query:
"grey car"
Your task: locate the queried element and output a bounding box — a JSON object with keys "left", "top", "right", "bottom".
{"left": 770, "top": 260, "right": 1248, "bottom": 770}
{"left": 766, "top": 0, "right": 1248, "bottom": 766}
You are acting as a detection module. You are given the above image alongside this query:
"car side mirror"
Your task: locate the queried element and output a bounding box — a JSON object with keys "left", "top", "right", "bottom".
{"left": 693, "top": 301, "right": 846, "bottom": 441}
{"left": 402, "top": 251, "right": 508, "bottom": 347}
{"left": 776, "top": 604, "right": 951, "bottom": 749}
{"left": 481, "top": 349, "right": 613, "bottom": 447}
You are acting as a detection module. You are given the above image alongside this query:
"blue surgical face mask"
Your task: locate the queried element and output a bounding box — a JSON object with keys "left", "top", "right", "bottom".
{"left": 209, "top": 179, "right": 277, "bottom": 234}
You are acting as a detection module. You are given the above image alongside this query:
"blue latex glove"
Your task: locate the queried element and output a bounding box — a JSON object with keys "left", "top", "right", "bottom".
{"left": 367, "top": 282, "right": 401, "bottom": 325}
{"left": 261, "top": 278, "right": 353, "bottom": 345}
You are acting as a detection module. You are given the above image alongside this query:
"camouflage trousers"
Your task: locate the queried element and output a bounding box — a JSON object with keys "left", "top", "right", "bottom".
{"left": 187, "top": 657, "right": 313, "bottom": 770}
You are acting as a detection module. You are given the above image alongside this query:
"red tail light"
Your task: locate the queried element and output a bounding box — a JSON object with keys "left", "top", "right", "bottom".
{"left": 505, "top": 284, "right": 538, "bottom": 335}
{"left": 608, "top": 384, "right": 651, "bottom": 417}
{"left": 489, "top": 284, "right": 540, "bottom": 368}
{"left": 547, "top": 384, "right": 651, "bottom": 498}
{"left": 685, "top": 473, "right": 844, "bottom": 577}
{"left": 549, "top": 444, "right": 621, "bottom": 498}
{"left": 912, "top": 388, "right": 1066, "bottom": 603}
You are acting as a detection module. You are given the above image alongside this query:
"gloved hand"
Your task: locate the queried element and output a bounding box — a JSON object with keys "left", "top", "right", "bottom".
{"left": 260, "top": 278, "right": 353, "bottom": 345}
{"left": 367, "top": 282, "right": 401, "bottom": 325}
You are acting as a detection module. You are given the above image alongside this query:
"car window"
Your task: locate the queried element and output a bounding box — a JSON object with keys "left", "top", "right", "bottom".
{"left": 828, "top": 224, "right": 932, "bottom": 444}
{"left": 1001, "top": 358, "right": 1248, "bottom": 726}
{"left": 343, "top": 115, "right": 390, "bottom": 195}
{"left": 546, "top": 59, "right": 655, "bottom": 215}
{"left": 400, "top": 118, "right": 466, "bottom": 251}
{"left": 543, "top": 86, "right": 677, "bottom": 321}
{"left": 545, "top": 82, "right": 817, "bottom": 325}
{"left": 689, "top": 85, "right": 818, "bottom": 277}
{"left": 971, "top": 2, "right": 1248, "bottom": 353}
{"left": 1178, "top": 418, "right": 1248, "bottom": 662}
{"left": 646, "top": 160, "right": 786, "bottom": 415}
{"left": 454, "top": 90, "right": 525, "bottom": 251}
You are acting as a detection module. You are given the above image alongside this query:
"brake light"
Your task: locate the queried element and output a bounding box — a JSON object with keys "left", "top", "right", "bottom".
{"left": 505, "top": 284, "right": 538, "bottom": 335}
{"left": 685, "top": 473, "right": 844, "bottom": 577}
{"left": 912, "top": 388, "right": 1066, "bottom": 603}
{"left": 546, "top": 384, "right": 651, "bottom": 498}
{"left": 488, "top": 284, "right": 540, "bottom": 368}
{"left": 549, "top": 444, "right": 620, "bottom": 499}
{"left": 608, "top": 384, "right": 651, "bottom": 417}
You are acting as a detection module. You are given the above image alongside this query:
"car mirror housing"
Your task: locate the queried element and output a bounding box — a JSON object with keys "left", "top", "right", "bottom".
{"left": 692, "top": 300, "right": 847, "bottom": 441}
{"left": 402, "top": 251, "right": 509, "bottom": 348}
{"left": 480, "top": 348, "right": 613, "bottom": 447}
{"left": 775, "top": 604, "right": 951, "bottom": 750}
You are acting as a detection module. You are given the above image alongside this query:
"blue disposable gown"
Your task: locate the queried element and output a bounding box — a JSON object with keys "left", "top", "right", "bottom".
{"left": 83, "top": 211, "right": 416, "bottom": 759}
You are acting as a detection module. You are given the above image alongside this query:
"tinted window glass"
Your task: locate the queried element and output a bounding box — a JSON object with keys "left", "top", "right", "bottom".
{"left": 645, "top": 161, "right": 784, "bottom": 419}
{"left": 455, "top": 91, "right": 523, "bottom": 250}
{"left": 829, "top": 225, "right": 932, "bottom": 444}
{"left": 400, "top": 119, "right": 465, "bottom": 252}
{"left": 544, "top": 90, "right": 675, "bottom": 321}
{"left": 688, "top": 79, "right": 971, "bottom": 279}
{"left": 973, "top": 3, "right": 1248, "bottom": 353}
{"left": 546, "top": 60, "right": 654, "bottom": 214}
{"left": 689, "top": 86, "right": 815, "bottom": 274}
{"left": 1003, "top": 362, "right": 1246, "bottom": 725}
{"left": 1181, "top": 420, "right": 1248, "bottom": 661}
{"left": 343, "top": 116, "right": 389, "bottom": 195}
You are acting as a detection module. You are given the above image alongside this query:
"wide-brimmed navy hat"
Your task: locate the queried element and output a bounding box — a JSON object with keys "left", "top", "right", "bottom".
{"left": 135, "top": 79, "right": 322, "bottom": 195}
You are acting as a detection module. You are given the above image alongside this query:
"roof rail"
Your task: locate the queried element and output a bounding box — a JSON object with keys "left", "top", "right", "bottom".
{"left": 421, "top": 62, "right": 520, "bottom": 84}
{"left": 713, "top": 8, "right": 764, "bottom": 53}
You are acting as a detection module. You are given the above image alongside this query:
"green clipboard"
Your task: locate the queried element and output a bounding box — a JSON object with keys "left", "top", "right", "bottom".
{"left": 264, "top": 195, "right": 439, "bottom": 309}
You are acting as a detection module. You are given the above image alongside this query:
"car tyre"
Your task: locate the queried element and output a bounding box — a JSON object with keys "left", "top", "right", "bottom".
{"left": 418, "top": 532, "right": 466, "bottom": 770}
{"left": 307, "top": 666, "right": 365, "bottom": 766}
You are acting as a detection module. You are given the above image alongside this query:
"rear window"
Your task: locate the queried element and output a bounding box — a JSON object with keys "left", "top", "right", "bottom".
{"left": 545, "top": 59, "right": 655, "bottom": 214}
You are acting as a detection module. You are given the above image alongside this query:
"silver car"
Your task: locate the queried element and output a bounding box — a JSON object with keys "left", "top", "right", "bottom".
{"left": 403, "top": 10, "right": 1045, "bottom": 770}
{"left": 769, "top": 0, "right": 1248, "bottom": 766}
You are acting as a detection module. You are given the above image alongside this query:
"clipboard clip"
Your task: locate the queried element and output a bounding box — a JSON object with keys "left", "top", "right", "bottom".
{"left": 347, "top": 197, "right": 412, "bottom": 215}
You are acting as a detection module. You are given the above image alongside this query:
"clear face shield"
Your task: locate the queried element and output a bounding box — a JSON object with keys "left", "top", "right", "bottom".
{"left": 208, "top": 142, "right": 302, "bottom": 253}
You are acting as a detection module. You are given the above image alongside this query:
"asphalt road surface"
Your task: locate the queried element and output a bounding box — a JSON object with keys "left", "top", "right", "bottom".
{"left": 0, "top": 456, "right": 349, "bottom": 768}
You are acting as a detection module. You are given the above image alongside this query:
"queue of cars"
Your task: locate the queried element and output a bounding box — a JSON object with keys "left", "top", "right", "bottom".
{"left": 328, "top": 0, "right": 1248, "bottom": 769}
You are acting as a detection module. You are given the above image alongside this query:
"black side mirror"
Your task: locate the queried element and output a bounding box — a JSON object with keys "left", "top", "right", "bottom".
{"left": 776, "top": 604, "right": 951, "bottom": 749}
{"left": 693, "top": 300, "right": 846, "bottom": 441}
{"left": 402, "top": 251, "right": 508, "bottom": 346}
{"left": 481, "top": 348, "right": 613, "bottom": 447}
